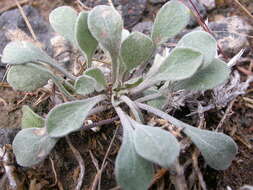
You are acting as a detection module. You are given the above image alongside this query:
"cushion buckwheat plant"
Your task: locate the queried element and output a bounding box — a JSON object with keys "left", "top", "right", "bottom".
{"left": 1, "top": 1, "right": 237, "bottom": 189}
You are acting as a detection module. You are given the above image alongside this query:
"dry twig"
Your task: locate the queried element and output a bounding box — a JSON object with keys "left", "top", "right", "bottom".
{"left": 66, "top": 136, "right": 85, "bottom": 190}
{"left": 14, "top": 0, "right": 37, "bottom": 41}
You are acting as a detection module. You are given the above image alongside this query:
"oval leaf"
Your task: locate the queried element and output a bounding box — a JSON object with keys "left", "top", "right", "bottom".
{"left": 46, "top": 95, "right": 105, "bottom": 137}
{"left": 151, "top": 0, "right": 190, "bottom": 45}
{"left": 49, "top": 6, "right": 78, "bottom": 45}
{"left": 115, "top": 114, "right": 154, "bottom": 190}
{"left": 74, "top": 75, "right": 97, "bottom": 95}
{"left": 12, "top": 128, "right": 57, "bottom": 167}
{"left": 22, "top": 106, "right": 45, "bottom": 129}
{"left": 154, "top": 47, "right": 203, "bottom": 82}
{"left": 175, "top": 58, "right": 230, "bottom": 91}
{"left": 120, "top": 32, "right": 154, "bottom": 71}
{"left": 183, "top": 126, "right": 238, "bottom": 170}
{"left": 88, "top": 5, "right": 123, "bottom": 57}
{"left": 75, "top": 11, "right": 98, "bottom": 66}
{"left": 133, "top": 124, "right": 180, "bottom": 168}
{"left": 2, "top": 41, "right": 54, "bottom": 65}
{"left": 84, "top": 67, "right": 107, "bottom": 91}
{"left": 7, "top": 64, "right": 50, "bottom": 91}
{"left": 177, "top": 31, "right": 217, "bottom": 66}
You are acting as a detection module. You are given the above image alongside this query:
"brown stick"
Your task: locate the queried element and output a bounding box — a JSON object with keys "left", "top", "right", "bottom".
{"left": 66, "top": 136, "right": 85, "bottom": 190}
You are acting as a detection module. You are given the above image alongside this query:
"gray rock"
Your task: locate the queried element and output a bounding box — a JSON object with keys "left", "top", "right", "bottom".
{"left": 208, "top": 16, "right": 253, "bottom": 56}
{"left": 0, "top": 5, "right": 54, "bottom": 63}
{"left": 0, "top": 128, "right": 19, "bottom": 147}
{"left": 148, "top": 0, "right": 166, "bottom": 4}
{"left": 132, "top": 21, "right": 153, "bottom": 35}
{"left": 185, "top": 0, "right": 207, "bottom": 27}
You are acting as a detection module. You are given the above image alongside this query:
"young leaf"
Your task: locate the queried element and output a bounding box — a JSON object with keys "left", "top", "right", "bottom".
{"left": 84, "top": 67, "right": 107, "bottom": 91}
{"left": 1, "top": 41, "right": 54, "bottom": 65}
{"left": 133, "top": 124, "right": 180, "bottom": 168}
{"left": 46, "top": 95, "right": 105, "bottom": 137}
{"left": 75, "top": 11, "right": 98, "bottom": 67}
{"left": 74, "top": 75, "right": 97, "bottom": 95}
{"left": 151, "top": 0, "right": 190, "bottom": 45}
{"left": 183, "top": 126, "right": 238, "bottom": 170}
{"left": 177, "top": 31, "right": 217, "bottom": 66}
{"left": 175, "top": 58, "right": 230, "bottom": 91}
{"left": 49, "top": 6, "right": 78, "bottom": 45}
{"left": 12, "top": 128, "right": 57, "bottom": 167}
{"left": 7, "top": 64, "right": 51, "bottom": 91}
{"left": 22, "top": 106, "right": 45, "bottom": 129}
{"left": 115, "top": 109, "right": 154, "bottom": 190}
{"left": 88, "top": 5, "right": 123, "bottom": 57}
{"left": 120, "top": 32, "right": 154, "bottom": 71}
{"left": 153, "top": 47, "right": 203, "bottom": 82}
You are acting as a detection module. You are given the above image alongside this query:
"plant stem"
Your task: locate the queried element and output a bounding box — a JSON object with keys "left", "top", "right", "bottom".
{"left": 111, "top": 56, "right": 118, "bottom": 84}
{"left": 88, "top": 105, "right": 111, "bottom": 116}
{"left": 129, "top": 78, "right": 158, "bottom": 96}
{"left": 38, "top": 60, "right": 77, "bottom": 81}
{"left": 170, "top": 159, "right": 188, "bottom": 190}
{"left": 135, "top": 102, "right": 191, "bottom": 130}
{"left": 120, "top": 95, "right": 144, "bottom": 122}
{"left": 82, "top": 116, "right": 119, "bottom": 131}
{"left": 135, "top": 93, "right": 162, "bottom": 103}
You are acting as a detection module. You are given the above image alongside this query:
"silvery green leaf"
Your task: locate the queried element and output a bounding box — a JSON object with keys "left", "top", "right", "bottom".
{"left": 21, "top": 106, "right": 45, "bottom": 129}
{"left": 74, "top": 75, "right": 97, "bottom": 95}
{"left": 175, "top": 58, "right": 230, "bottom": 91}
{"left": 85, "top": 67, "right": 107, "bottom": 91}
{"left": 49, "top": 6, "right": 78, "bottom": 45}
{"left": 75, "top": 11, "right": 98, "bottom": 67}
{"left": 153, "top": 47, "right": 203, "bottom": 82}
{"left": 12, "top": 128, "right": 57, "bottom": 167}
{"left": 144, "top": 88, "right": 166, "bottom": 110}
{"left": 121, "top": 29, "right": 130, "bottom": 42}
{"left": 133, "top": 124, "right": 180, "bottom": 168}
{"left": 88, "top": 5, "right": 123, "bottom": 57}
{"left": 120, "top": 32, "right": 154, "bottom": 71}
{"left": 1, "top": 41, "right": 54, "bottom": 65}
{"left": 177, "top": 31, "right": 217, "bottom": 66}
{"left": 151, "top": 0, "right": 190, "bottom": 45}
{"left": 183, "top": 126, "right": 238, "bottom": 170}
{"left": 7, "top": 64, "right": 51, "bottom": 91}
{"left": 46, "top": 95, "right": 105, "bottom": 137}
{"left": 146, "top": 53, "right": 165, "bottom": 78}
{"left": 115, "top": 113, "right": 153, "bottom": 190}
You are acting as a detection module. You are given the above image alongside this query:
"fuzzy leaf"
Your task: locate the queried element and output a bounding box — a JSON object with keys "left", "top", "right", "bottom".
{"left": 75, "top": 11, "right": 98, "bottom": 65}
{"left": 88, "top": 5, "right": 123, "bottom": 57}
{"left": 74, "top": 75, "right": 97, "bottom": 95}
{"left": 85, "top": 67, "right": 107, "bottom": 91}
{"left": 144, "top": 88, "right": 166, "bottom": 110}
{"left": 1, "top": 41, "right": 54, "bottom": 65}
{"left": 12, "top": 128, "right": 57, "bottom": 167}
{"left": 183, "top": 126, "right": 238, "bottom": 170}
{"left": 22, "top": 106, "right": 45, "bottom": 129}
{"left": 175, "top": 58, "right": 230, "bottom": 91}
{"left": 133, "top": 124, "right": 180, "bottom": 168}
{"left": 7, "top": 64, "right": 50, "bottom": 91}
{"left": 151, "top": 0, "right": 190, "bottom": 45}
{"left": 146, "top": 53, "right": 165, "bottom": 79}
{"left": 154, "top": 47, "right": 203, "bottom": 82}
{"left": 46, "top": 95, "right": 105, "bottom": 137}
{"left": 177, "top": 31, "right": 217, "bottom": 66}
{"left": 120, "top": 32, "right": 154, "bottom": 71}
{"left": 49, "top": 6, "right": 78, "bottom": 45}
{"left": 115, "top": 115, "right": 154, "bottom": 190}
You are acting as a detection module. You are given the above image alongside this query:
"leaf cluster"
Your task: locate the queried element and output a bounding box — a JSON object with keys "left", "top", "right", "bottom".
{"left": 1, "top": 1, "right": 237, "bottom": 189}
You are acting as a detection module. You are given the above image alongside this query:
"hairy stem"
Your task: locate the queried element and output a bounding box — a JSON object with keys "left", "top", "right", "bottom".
{"left": 135, "top": 102, "right": 191, "bottom": 130}
{"left": 129, "top": 78, "right": 158, "bottom": 95}
{"left": 170, "top": 159, "right": 188, "bottom": 190}
{"left": 38, "top": 60, "right": 77, "bottom": 81}
{"left": 135, "top": 93, "right": 162, "bottom": 103}
{"left": 120, "top": 95, "right": 144, "bottom": 122}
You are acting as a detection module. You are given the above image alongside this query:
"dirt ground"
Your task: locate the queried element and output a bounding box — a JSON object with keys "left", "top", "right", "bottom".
{"left": 0, "top": 0, "right": 253, "bottom": 190}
